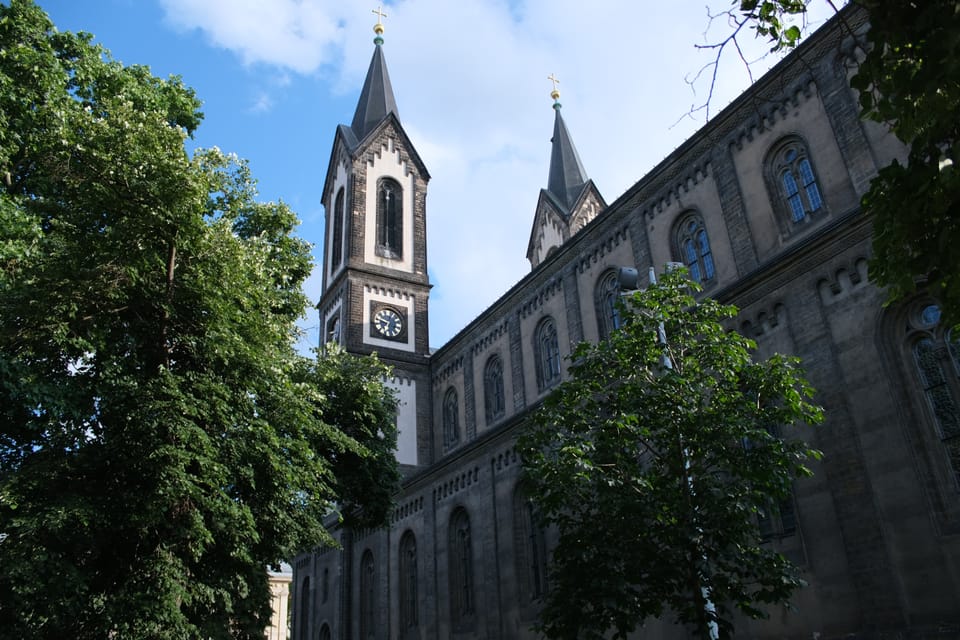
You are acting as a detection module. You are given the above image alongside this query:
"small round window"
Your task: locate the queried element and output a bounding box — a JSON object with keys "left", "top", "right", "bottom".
{"left": 920, "top": 304, "right": 941, "bottom": 327}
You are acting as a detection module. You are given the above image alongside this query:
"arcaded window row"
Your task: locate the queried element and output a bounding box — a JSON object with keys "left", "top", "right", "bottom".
{"left": 439, "top": 135, "right": 829, "bottom": 449}
{"left": 336, "top": 489, "right": 545, "bottom": 636}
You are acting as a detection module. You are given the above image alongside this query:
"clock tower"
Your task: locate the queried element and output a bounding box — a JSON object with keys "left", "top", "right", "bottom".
{"left": 317, "top": 14, "right": 432, "bottom": 468}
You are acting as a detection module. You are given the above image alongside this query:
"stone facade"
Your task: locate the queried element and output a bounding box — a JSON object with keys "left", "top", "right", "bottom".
{"left": 294, "top": 7, "right": 960, "bottom": 639}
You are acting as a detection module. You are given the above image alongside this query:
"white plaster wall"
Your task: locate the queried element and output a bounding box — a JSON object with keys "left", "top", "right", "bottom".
{"left": 363, "top": 137, "right": 415, "bottom": 273}
{"left": 326, "top": 159, "right": 350, "bottom": 282}
{"left": 388, "top": 375, "right": 417, "bottom": 466}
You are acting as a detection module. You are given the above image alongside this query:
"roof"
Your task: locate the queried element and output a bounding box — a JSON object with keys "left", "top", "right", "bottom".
{"left": 546, "top": 106, "right": 588, "bottom": 212}
{"left": 350, "top": 43, "right": 399, "bottom": 141}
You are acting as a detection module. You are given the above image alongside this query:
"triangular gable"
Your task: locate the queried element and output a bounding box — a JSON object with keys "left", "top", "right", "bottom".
{"left": 566, "top": 180, "right": 607, "bottom": 235}
{"left": 321, "top": 113, "right": 431, "bottom": 205}
{"left": 526, "top": 189, "right": 571, "bottom": 269}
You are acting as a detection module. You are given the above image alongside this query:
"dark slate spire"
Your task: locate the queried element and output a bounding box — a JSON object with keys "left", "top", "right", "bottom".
{"left": 350, "top": 14, "right": 399, "bottom": 141}
{"left": 546, "top": 86, "right": 588, "bottom": 212}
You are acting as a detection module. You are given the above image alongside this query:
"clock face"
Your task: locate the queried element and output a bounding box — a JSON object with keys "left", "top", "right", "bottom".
{"left": 373, "top": 307, "right": 404, "bottom": 338}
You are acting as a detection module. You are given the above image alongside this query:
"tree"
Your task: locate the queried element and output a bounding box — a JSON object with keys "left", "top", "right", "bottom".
{"left": 518, "top": 270, "right": 823, "bottom": 640}
{"left": 0, "top": 1, "right": 399, "bottom": 638}
{"left": 706, "top": 1, "right": 960, "bottom": 325}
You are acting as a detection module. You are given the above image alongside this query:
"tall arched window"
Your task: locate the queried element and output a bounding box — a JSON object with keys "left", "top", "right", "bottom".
{"left": 535, "top": 317, "right": 561, "bottom": 391}
{"left": 443, "top": 387, "right": 459, "bottom": 450}
{"left": 907, "top": 303, "right": 960, "bottom": 487}
{"left": 376, "top": 177, "right": 403, "bottom": 259}
{"left": 449, "top": 508, "right": 475, "bottom": 629}
{"left": 595, "top": 270, "right": 622, "bottom": 340}
{"left": 359, "top": 550, "right": 376, "bottom": 639}
{"left": 399, "top": 531, "right": 418, "bottom": 631}
{"left": 298, "top": 577, "right": 310, "bottom": 640}
{"left": 513, "top": 485, "right": 547, "bottom": 605}
{"left": 770, "top": 138, "right": 824, "bottom": 224}
{"left": 484, "top": 355, "right": 505, "bottom": 424}
{"left": 319, "top": 624, "right": 331, "bottom": 640}
{"left": 674, "top": 213, "right": 715, "bottom": 284}
{"left": 331, "top": 187, "right": 345, "bottom": 270}
{"left": 325, "top": 315, "right": 341, "bottom": 346}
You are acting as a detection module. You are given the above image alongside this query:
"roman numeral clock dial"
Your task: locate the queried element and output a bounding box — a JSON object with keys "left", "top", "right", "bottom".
{"left": 373, "top": 307, "right": 404, "bottom": 339}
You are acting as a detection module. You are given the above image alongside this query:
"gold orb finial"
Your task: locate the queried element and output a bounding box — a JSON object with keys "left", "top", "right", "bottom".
{"left": 372, "top": 5, "right": 387, "bottom": 36}
{"left": 548, "top": 73, "right": 561, "bottom": 103}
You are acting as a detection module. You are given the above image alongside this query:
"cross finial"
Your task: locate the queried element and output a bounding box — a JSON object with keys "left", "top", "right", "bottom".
{"left": 548, "top": 73, "right": 561, "bottom": 108}
{"left": 371, "top": 5, "right": 387, "bottom": 44}
{"left": 372, "top": 5, "right": 387, "bottom": 37}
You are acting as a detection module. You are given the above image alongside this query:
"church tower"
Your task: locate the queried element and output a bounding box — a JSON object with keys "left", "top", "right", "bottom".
{"left": 317, "top": 13, "right": 432, "bottom": 468}
{"left": 526, "top": 78, "right": 606, "bottom": 269}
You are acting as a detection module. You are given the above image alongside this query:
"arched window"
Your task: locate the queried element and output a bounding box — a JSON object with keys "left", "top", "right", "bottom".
{"left": 770, "top": 138, "right": 824, "bottom": 224}
{"left": 331, "top": 187, "right": 345, "bottom": 270}
{"left": 319, "top": 624, "right": 331, "bottom": 640}
{"left": 449, "top": 508, "right": 475, "bottom": 629}
{"left": 743, "top": 426, "right": 797, "bottom": 540}
{"left": 535, "top": 317, "right": 561, "bottom": 391}
{"left": 908, "top": 303, "right": 960, "bottom": 487}
{"left": 376, "top": 177, "right": 402, "bottom": 259}
{"left": 359, "top": 550, "right": 376, "bottom": 640}
{"left": 513, "top": 485, "right": 548, "bottom": 604}
{"left": 595, "top": 270, "right": 622, "bottom": 340}
{"left": 758, "top": 495, "right": 797, "bottom": 540}
{"left": 443, "top": 387, "right": 459, "bottom": 450}
{"left": 399, "top": 531, "right": 418, "bottom": 630}
{"left": 484, "top": 355, "right": 505, "bottom": 424}
{"left": 674, "top": 213, "right": 715, "bottom": 284}
{"left": 298, "top": 577, "right": 310, "bottom": 640}
{"left": 325, "top": 315, "right": 341, "bottom": 346}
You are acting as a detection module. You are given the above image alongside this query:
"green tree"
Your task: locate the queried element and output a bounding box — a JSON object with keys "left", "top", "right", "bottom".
{"left": 718, "top": 1, "right": 960, "bottom": 324}
{"left": 0, "top": 1, "right": 399, "bottom": 638}
{"left": 518, "top": 271, "right": 823, "bottom": 640}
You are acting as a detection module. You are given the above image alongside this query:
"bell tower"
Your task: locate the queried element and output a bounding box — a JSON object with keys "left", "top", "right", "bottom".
{"left": 317, "top": 11, "right": 432, "bottom": 468}
{"left": 526, "top": 76, "right": 606, "bottom": 269}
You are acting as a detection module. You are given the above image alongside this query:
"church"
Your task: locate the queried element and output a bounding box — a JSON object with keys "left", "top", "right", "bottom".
{"left": 292, "top": 5, "right": 960, "bottom": 639}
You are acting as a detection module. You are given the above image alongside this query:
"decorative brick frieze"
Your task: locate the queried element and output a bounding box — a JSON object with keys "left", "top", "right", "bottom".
{"left": 640, "top": 162, "right": 713, "bottom": 222}
{"left": 469, "top": 319, "right": 509, "bottom": 357}
{"left": 518, "top": 276, "right": 564, "bottom": 319}
{"left": 816, "top": 257, "right": 870, "bottom": 305}
{"left": 574, "top": 224, "right": 630, "bottom": 273}
{"left": 391, "top": 495, "right": 424, "bottom": 524}
{"left": 739, "top": 302, "right": 787, "bottom": 337}
{"left": 432, "top": 356, "right": 464, "bottom": 387}
{"left": 492, "top": 447, "right": 519, "bottom": 475}
{"left": 432, "top": 466, "right": 481, "bottom": 503}
{"left": 729, "top": 77, "right": 817, "bottom": 153}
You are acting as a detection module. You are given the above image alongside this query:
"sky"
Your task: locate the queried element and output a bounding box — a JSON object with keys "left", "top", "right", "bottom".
{"left": 37, "top": 0, "right": 842, "bottom": 352}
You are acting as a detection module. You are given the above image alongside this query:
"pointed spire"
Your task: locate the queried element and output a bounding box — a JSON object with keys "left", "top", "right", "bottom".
{"left": 350, "top": 7, "right": 399, "bottom": 141}
{"left": 545, "top": 76, "right": 588, "bottom": 212}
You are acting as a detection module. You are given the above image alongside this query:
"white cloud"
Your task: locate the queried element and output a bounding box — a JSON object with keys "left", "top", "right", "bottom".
{"left": 158, "top": 0, "right": 845, "bottom": 347}
{"left": 248, "top": 91, "right": 273, "bottom": 113}
{"left": 158, "top": 0, "right": 350, "bottom": 73}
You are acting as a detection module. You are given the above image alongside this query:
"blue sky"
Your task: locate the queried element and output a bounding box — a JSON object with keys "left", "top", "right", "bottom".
{"left": 37, "top": 0, "right": 841, "bottom": 351}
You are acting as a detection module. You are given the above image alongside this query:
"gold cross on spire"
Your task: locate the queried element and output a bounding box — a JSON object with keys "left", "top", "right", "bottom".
{"left": 548, "top": 73, "right": 561, "bottom": 102}
{"left": 372, "top": 5, "right": 388, "bottom": 35}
